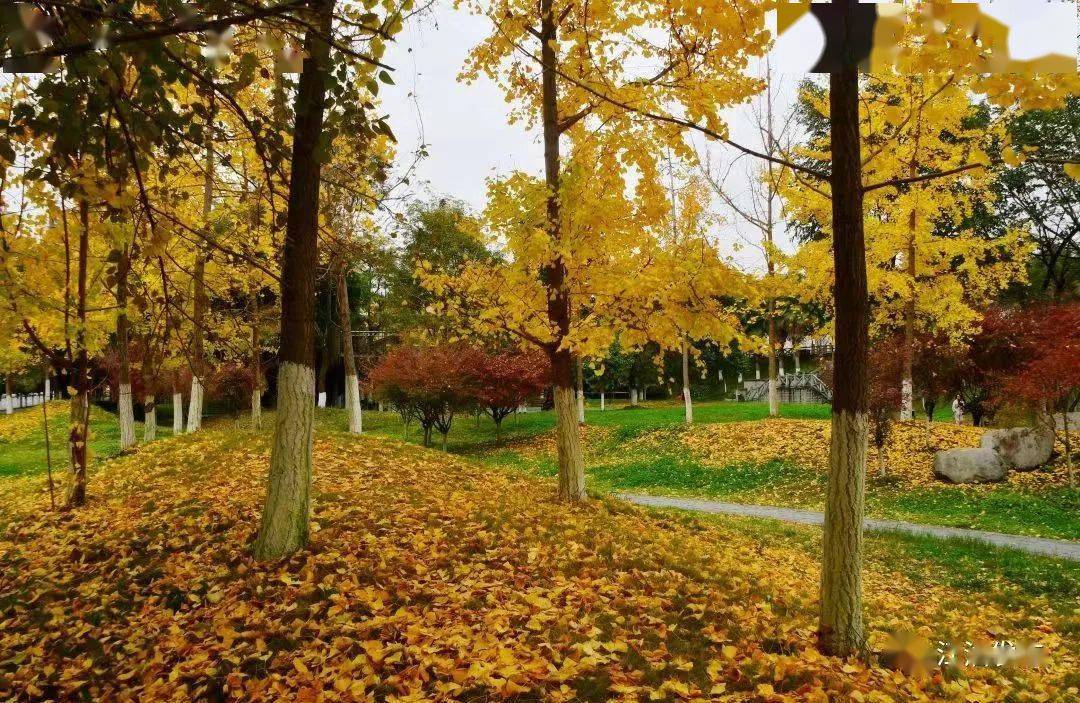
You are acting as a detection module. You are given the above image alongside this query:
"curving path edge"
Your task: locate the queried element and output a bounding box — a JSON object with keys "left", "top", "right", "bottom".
{"left": 617, "top": 493, "right": 1080, "bottom": 561}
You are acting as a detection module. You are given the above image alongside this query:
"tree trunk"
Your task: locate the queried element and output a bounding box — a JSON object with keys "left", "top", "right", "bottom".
{"left": 600, "top": 391, "right": 605, "bottom": 412}
{"left": 186, "top": 374, "right": 203, "bottom": 433}
{"left": 336, "top": 262, "right": 362, "bottom": 434}
{"left": 316, "top": 355, "right": 329, "bottom": 408}
{"left": 682, "top": 338, "right": 693, "bottom": 424}
{"left": 116, "top": 245, "right": 136, "bottom": 450}
{"left": 876, "top": 443, "right": 886, "bottom": 477}
{"left": 1063, "top": 411, "right": 1073, "bottom": 488}
{"left": 794, "top": 350, "right": 801, "bottom": 374}
{"left": 68, "top": 199, "right": 92, "bottom": 508}
{"left": 42, "top": 379, "right": 56, "bottom": 510}
{"left": 900, "top": 86, "right": 924, "bottom": 422}
{"left": 3, "top": 375, "right": 10, "bottom": 414}
{"left": 819, "top": 57, "right": 869, "bottom": 658}
{"left": 576, "top": 357, "right": 585, "bottom": 424}
{"left": 767, "top": 314, "right": 780, "bottom": 417}
{"left": 188, "top": 86, "right": 214, "bottom": 433}
{"left": 251, "top": 390, "right": 262, "bottom": 430}
{"left": 630, "top": 387, "right": 638, "bottom": 405}
{"left": 254, "top": 0, "right": 333, "bottom": 561}
{"left": 898, "top": 298, "right": 915, "bottom": 421}
{"left": 68, "top": 392, "right": 88, "bottom": 505}
{"left": 900, "top": 238, "right": 916, "bottom": 421}
{"left": 172, "top": 389, "right": 184, "bottom": 435}
{"left": 187, "top": 251, "right": 206, "bottom": 433}
{"left": 118, "top": 379, "right": 135, "bottom": 449}
{"left": 250, "top": 283, "right": 264, "bottom": 430}
{"left": 539, "top": 0, "right": 585, "bottom": 502}
{"left": 553, "top": 367, "right": 585, "bottom": 501}
{"left": 144, "top": 395, "right": 157, "bottom": 441}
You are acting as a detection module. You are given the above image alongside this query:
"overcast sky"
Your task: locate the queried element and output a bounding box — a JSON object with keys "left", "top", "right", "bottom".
{"left": 377, "top": 1, "right": 1078, "bottom": 273}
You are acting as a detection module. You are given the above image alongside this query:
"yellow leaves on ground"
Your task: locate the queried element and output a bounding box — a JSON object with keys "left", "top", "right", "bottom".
{"left": 0, "top": 401, "right": 66, "bottom": 443}
{"left": 497, "top": 424, "right": 612, "bottom": 461}
{"left": 672, "top": 419, "right": 1073, "bottom": 492}
{"left": 0, "top": 430, "right": 1075, "bottom": 701}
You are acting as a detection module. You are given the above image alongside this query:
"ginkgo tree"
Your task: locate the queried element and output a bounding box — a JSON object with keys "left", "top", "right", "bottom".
{"left": 545, "top": 0, "right": 1079, "bottom": 657}
{"left": 455, "top": 0, "right": 769, "bottom": 500}
{"left": 423, "top": 136, "right": 749, "bottom": 467}
{"left": 782, "top": 71, "right": 1030, "bottom": 422}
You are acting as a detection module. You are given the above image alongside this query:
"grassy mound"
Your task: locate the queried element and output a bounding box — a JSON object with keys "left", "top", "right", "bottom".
{"left": 677, "top": 420, "right": 1072, "bottom": 491}
{"left": 0, "top": 401, "right": 174, "bottom": 479}
{"left": 0, "top": 429, "right": 1076, "bottom": 701}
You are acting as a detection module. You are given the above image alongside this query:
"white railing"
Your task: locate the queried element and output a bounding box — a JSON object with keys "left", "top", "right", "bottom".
{"left": 739, "top": 373, "right": 832, "bottom": 403}
{"left": 2, "top": 391, "right": 57, "bottom": 414}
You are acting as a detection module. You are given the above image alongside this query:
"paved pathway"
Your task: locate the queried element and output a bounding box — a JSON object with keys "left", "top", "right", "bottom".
{"left": 618, "top": 493, "right": 1080, "bottom": 560}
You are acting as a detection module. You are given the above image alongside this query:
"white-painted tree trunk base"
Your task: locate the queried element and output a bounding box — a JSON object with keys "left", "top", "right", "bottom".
{"left": 144, "top": 396, "right": 157, "bottom": 442}
{"left": 820, "top": 409, "right": 868, "bottom": 656}
{"left": 952, "top": 397, "right": 963, "bottom": 425}
{"left": 44, "top": 378, "right": 51, "bottom": 401}
{"left": 118, "top": 383, "right": 136, "bottom": 450}
{"left": 900, "top": 377, "right": 913, "bottom": 421}
{"left": 683, "top": 387, "right": 693, "bottom": 424}
{"left": 251, "top": 389, "right": 262, "bottom": 430}
{"left": 317, "top": 391, "right": 327, "bottom": 408}
{"left": 554, "top": 385, "right": 586, "bottom": 501}
{"left": 172, "top": 393, "right": 184, "bottom": 435}
{"left": 630, "top": 388, "right": 638, "bottom": 405}
{"left": 576, "top": 390, "right": 585, "bottom": 424}
{"left": 768, "top": 379, "right": 779, "bottom": 417}
{"left": 254, "top": 362, "right": 316, "bottom": 560}
{"left": 186, "top": 377, "right": 203, "bottom": 433}
{"left": 600, "top": 392, "right": 605, "bottom": 411}
{"left": 344, "top": 374, "right": 362, "bottom": 434}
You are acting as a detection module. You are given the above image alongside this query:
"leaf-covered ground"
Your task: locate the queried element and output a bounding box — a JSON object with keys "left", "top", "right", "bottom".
{"left": 674, "top": 420, "right": 1073, "bottom": 491}
{"left": 485, "top": 418, "right": 1078, "bottom": 539}
{"left": 1, "top": 427, "right": 1077, "bottom": 702}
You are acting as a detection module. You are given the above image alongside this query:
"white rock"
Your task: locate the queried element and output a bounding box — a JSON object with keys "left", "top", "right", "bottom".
{"left": 980, "top": 426, "right": 1055, "bottom": 471}
{"left": 933, "top": 447, "right": 1009, "bottom": 484}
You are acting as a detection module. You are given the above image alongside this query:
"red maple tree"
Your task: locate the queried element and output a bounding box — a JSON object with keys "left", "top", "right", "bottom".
{"left": 368, "top": 344, "right": 481, "bottom": 449}
{"left": 996, "top": 303, "right": 1080, "bottom": 485}
{"left": 469, "top": 348, "right": 551, "bottom": 441}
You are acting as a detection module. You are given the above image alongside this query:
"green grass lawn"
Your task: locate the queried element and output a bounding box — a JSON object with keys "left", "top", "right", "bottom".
{"left": 660, "top": 509, "right": 1080, "bottom": 623}
{"left": 317, "top": 400, "right": 1078, "bottom": 541}
{"left": 8, "top": 399, "right": 1076, "bottom": 540}
{"left": 498, "top": 449, "right": 1078, "bottom": 539}
{"left": 319, "top": 399, "right": 832, "bottom": 449}
{"left": 0, "top": 402, "right": 175, "bottom": 478}
{"left": 3, "top": 400, "right": 1075, "bottom": 620}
